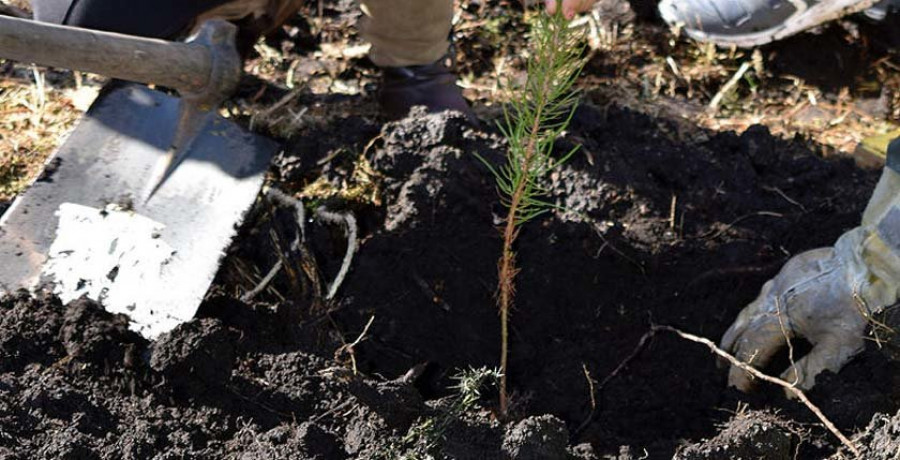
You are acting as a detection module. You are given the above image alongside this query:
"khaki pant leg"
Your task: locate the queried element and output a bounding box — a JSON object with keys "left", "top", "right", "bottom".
{"left": 358, "top": 0, "right": 454, "bottom": 67}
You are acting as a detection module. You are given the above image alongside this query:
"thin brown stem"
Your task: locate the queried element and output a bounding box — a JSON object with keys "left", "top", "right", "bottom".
{"left": 497, "top": 48, "right": 555, "bottom": 416}
{"left": 493, "top": 13, "right": 580, "bottom": 417}
{"left": 652, "top": 325, "right": 860, "bottom": 457}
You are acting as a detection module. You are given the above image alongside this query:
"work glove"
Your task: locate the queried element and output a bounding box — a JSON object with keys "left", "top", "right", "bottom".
{"left": 721, "top": 142, "right": 900, "bottom": 393}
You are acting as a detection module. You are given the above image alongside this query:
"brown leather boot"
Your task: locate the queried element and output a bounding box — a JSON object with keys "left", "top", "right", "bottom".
{"left": 378, "top": 57, "right": 476, "bottom": 123}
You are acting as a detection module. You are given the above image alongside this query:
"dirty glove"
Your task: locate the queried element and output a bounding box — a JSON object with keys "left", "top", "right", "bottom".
{"left": 722, "top": 144, "right": 900, "bottom": 393}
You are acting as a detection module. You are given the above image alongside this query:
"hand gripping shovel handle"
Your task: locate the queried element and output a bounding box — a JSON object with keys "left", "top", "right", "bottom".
{"left": 0, "top": 15, "right": 241, "bottom": 105}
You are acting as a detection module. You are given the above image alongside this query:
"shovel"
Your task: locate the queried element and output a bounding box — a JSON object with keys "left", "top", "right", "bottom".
{"left": 0, "top": 16, "right": 279, "bottom": 337}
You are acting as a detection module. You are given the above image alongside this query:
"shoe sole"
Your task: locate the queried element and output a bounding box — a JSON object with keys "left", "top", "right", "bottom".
{"left": 658, "top": 0, "right": 880, "bottom": 47}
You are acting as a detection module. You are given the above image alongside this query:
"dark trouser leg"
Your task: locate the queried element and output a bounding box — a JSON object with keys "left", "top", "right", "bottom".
{"left": 31, "top": 0, "right": 234, "bottom": 39}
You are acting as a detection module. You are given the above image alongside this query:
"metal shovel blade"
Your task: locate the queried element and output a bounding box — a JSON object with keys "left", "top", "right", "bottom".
{"left": 0, "top": 84, "right": 277, "bottom": 338}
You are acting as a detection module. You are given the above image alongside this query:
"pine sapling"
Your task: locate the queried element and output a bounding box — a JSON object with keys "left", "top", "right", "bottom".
{"left": 477, "top": 11, "right": 585, "bottom": 415}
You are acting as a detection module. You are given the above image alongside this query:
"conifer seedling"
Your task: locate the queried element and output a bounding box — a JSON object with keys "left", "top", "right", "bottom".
{"left": 477, "top": 9, "right": 586, "bottom": 415}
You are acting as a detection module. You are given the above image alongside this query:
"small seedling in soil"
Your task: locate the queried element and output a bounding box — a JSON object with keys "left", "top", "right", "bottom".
{"left": 476, "top": 10, "right": 585, "bottom": 415}
{"left": 377, "top": 367, "right": 501, "bottom": 459}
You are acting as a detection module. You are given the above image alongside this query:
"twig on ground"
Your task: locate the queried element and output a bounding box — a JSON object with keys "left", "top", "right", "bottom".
{"left": 668, "top": 194, "right": 677, "bottom": 231}
{"left": 762, "top": 185, "right": 807, "bottom": 212}
{"left": 314, "top": 207, "right": 358, "bottom": 300}
{"left": 574, "top": 330, "right": 655, "bottom": 436}
{"left": 360, "top": 133, "right": 385, "bottom": 161}
{"left": 773, "top": 297, "right": 800, "bottom": 387}
{"left": 249, "top": 89, "right": 302, "bottom": 131}
{"left": 685, "top": 262, "right": 784, "bottom": 288}
{"left": 227, "top": 385, "right": 293, "bottom": 419}
{"left": 592, "top": 225, "right": 646, "bottom": 274}
{"left": 851, "top": 285, "right": 894, "bottom": 348}
{"left": 298, "top": 303, "right": 348, "bottom": 330}
{"left": 708, "top": 61, "right": 752, "bottom": 113}
{"left": 652, "top": 324, "right": 860, "bottom": 457}
{"left": 582, "top": 363, "right": 597, "bottom": 412}
{"left": 700, "top": 211, "right": 784, "bottom": 240}
{"left": 335, "top": 314, "right": 375, "bottom": 375}
{"left": 596, "top": 331, "right": 655, "bottom": 392}
{"left": 311, "top": 399, "right": 355, "bottom": 424}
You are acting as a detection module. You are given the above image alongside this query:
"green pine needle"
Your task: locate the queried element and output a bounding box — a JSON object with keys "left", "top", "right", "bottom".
{"left": 477, "top": 9, "right": 586, "bottom": 416}
{"left": 478, "top": 11, "right": 586, "bottom": 226}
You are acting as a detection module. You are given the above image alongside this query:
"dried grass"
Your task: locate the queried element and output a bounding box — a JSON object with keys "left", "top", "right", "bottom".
{"left": 0, "top": 63, "right": 103, "bottom": 201}
{"left": 454, "top": 0, "right": 896, "bottom": 157}
{"left": 575, "top": 19, "right": 896, "bottom": 156}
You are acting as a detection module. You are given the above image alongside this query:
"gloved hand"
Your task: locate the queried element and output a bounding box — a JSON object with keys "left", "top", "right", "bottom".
{"left": 721, "top": 246, "right": 870, "bottom": 392}
{"left": 722, "top": 156, "right": 900, "bottom": 394}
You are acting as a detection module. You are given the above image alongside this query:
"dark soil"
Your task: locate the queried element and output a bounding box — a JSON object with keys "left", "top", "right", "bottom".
{"left": 674, "top": 410, "right": 800, "bottom": 460}
{"left": 302, "top": 103, "right": 899, "bottom": 459}
{"left": 2, "top": 292, "right": 586, "bottom": 459}
{"left": 843, "top": 409, "right": 900, "bottom": 459}
{"left": 7, "top": 1, "right": 900, "bottom": 458}
{"left": 4, "top": 99, "right": 900, "bottom": 459}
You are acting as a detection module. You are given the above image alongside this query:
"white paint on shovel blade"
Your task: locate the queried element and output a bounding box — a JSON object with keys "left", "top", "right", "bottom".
{"left": 41, "top": 203, "right": 187, "bottom": 337}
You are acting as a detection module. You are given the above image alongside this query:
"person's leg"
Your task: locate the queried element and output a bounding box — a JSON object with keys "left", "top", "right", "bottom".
{"left": 31, "top": 0, "right": 302, "bottom": 57}
{"left": 357, "top": 0, "right": 474, "bottom": 121}
{"left": 31, "top": 0, "right": 73, "bottom": 24}
{"left": 31, "top": 0, "right": 242, "bottom": 39}
{"left": 357, "top": 0, "right": 452, "bottom": 67}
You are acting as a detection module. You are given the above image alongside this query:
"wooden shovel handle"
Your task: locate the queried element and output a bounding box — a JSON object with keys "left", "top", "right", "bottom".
{"left": 0, "top": 15, "right": 234, "bottom": 96}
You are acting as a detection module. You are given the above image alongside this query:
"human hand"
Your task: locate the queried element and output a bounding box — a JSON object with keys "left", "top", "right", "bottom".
{"left": 544, "top": 0, "right": 596, "bottom": 19}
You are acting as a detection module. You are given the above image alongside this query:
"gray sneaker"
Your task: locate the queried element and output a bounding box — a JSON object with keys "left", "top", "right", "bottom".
{"left": 863, "top": 0, "right": 900, "bottom": 20}
{"left": 658, "top": 0, "right": 880, "bottom": 46}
